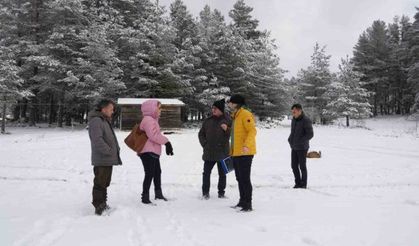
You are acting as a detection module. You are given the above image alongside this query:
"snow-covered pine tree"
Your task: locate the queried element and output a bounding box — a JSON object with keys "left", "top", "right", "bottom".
{"left": 115, "top": 0, "right": 191, "bottom": 99}
{"left": 10, "top": 0, "right": 56, "bottom": 126}
{"left": 407, "top": 8, "right": 419, "bottom": 113}
{"left": 169, "top": 0, "right": 205, "bottom": 114}
{"left": 44, "top": 0, "right": 126, "bottom": 126}
{"left": 229, "top": 0, "right": 261, "bottom": 40}
{"left": 352, "top": 20, "right": 392, "bottom": 116}
{"left": 297, "top": 43, "right": 333, "bottom": 124}
{"left": 323, "top": 57, "right": 372, "bottom": 126}
{"left": 191, "top": 5, "right": 230, "bottom": 114}
{"left": 385, "top": 16, "right": 413, "bottom": 115}
{"left": 227, "top": 0, "right": 260, "bottom": 104}
{"left": 0, "top": 46, "right": 31, "bottom": 133}
{"left": 0, "top": 0, "right": 31, "bottom": 130}
{"left": 227, "top": 0, "right": 286, "bottom": 119}
{"left": 244, "top": 34, "right": 287, "bottom": 119}
{"left": 170, "top": 0, "right": 198, "bottom": 50}
{"left": 44, "top": 0, "right": 87, "bottom": 126}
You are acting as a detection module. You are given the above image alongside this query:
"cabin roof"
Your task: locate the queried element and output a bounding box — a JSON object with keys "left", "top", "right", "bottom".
{"left": 117, "top": 98, "right": 185, "bottom": 106}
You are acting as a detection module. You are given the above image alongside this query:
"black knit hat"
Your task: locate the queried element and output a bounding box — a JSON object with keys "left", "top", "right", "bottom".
{"left": 229, "top": 94, "right": 246, "bottom": 106}
{"left": 213, "top": 99, "right": 225, "bottom": 113}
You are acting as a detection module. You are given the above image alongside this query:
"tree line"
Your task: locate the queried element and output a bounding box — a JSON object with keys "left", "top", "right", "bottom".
{"left": 1, "top": 0, "right": 418, "bottom": 131}
{"left": 290, "top": 8, "right": 419, "bottom": 125}
{"left": 0, "top": 0, "right": 287, "bottom": 130}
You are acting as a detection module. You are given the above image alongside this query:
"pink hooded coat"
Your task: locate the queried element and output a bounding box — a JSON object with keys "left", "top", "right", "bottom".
{"left": 139, "top": 100, "right": 169, "bottom": 156}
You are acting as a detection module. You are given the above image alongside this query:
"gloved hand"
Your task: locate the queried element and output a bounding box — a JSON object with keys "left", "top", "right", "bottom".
{"left": 165, "top": 142, "right": 174, "bottom": 156}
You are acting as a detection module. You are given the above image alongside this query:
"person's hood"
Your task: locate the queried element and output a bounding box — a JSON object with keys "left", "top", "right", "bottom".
{"left": 141, "top": 100, "right": 160, "bottom": 119}
{"left": 88, "top": 110, "right": 106, "bottom": 121}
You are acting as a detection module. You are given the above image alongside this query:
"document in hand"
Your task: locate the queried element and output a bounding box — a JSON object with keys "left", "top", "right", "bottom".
{"left": 220, "top": 157, "right": 234, "bottom": 174}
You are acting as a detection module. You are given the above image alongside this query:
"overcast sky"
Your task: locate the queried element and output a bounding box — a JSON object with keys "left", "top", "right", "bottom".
{"left": 159, "top": 0, "right": 417, "bottom": 78}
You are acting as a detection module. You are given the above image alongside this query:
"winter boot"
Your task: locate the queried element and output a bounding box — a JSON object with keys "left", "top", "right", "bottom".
{"left": 95, "top": 202, "right": 108, "bottom": 216}
{"left": 155, "top": 190, "right": 168, "bottom": 201}
{"left": 203, "top": 193, "right": 210, "bottom": 200}
{"left": 141, "top": 193, "right": 153, "bottom": 204}
{"left": 231, "top": 201, "right": 245, "bottom": 209}
{"left": 240, "top": 203, "right": 253, "bottom": 212}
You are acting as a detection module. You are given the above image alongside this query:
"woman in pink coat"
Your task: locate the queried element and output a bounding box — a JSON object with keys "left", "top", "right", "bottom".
{"left": 139, "top": 100, "right": 174, "bottom": 204}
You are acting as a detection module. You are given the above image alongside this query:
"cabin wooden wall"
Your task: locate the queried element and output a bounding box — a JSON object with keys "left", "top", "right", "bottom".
{"left": 120, "top": 105, "right": 183, "bottom": 130}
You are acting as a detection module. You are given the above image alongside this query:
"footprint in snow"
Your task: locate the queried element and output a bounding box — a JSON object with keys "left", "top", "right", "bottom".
{"left": 302, "top": 237, "right": 321, "bottom": 246}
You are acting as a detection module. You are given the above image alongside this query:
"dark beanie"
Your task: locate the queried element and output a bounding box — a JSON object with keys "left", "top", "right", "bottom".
{"left": 229, "top": 94, "right": 246, "bottom": 106}
{"left": 213, "top": 99, "right": 225, "bottom": 113}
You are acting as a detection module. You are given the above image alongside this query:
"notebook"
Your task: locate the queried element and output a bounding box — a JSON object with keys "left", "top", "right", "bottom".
{"left": 220, "top": 157, "right": 234, "bottom": 174}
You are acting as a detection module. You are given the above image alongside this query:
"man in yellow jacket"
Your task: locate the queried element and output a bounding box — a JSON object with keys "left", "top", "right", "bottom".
{"left": 228, "top": 94, "right": 257, "bottom": 212}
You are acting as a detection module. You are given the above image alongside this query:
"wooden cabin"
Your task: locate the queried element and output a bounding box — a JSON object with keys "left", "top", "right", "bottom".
{"left": 117, "top": 98, "right": 185, "bottom": 130}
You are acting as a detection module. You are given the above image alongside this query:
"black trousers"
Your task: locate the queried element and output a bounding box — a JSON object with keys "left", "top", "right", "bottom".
{"left": 202, "top": 161, "right": 226, "bottom": 196}
{"left": 92, "top": 166, "right": 113, "bottom": 208}
{"left": 233, "top": 156, "right": 254, "bottom": 205}
{"left": 139, "top": 153, "right": 162, "bottom": 196}
{"left": 291, "top": 149, "right": 308, "bottom": 186}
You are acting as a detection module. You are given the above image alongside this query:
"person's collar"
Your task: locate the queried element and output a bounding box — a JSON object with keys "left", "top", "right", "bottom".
{"left": 212, "top": 113, "right": 224, "bottom": 119}
{"left": 100, "top": 112, "right": 112, "bottom": 122}
{"left": 232, "top": 107, "right": 243, "bottom": 118}
{"left": 294, "top": 112, "right": 304, "bottom": 120}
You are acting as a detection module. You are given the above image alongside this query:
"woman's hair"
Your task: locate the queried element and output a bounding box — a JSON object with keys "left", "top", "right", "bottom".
{"left": 95, "top": 99, "right": 115, "bottom": 111}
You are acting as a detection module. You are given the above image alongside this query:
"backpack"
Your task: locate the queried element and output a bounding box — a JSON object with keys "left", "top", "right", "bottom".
{"left": 124, "top": 123, "right": 148, "bottom": 154}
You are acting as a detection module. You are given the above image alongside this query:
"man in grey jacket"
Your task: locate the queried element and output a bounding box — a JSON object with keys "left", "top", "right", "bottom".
{"left": 198, "top": 99, "right": 231, "bottom": 199}
{"left": 88, "top": 99, "right": 122, "bottom": 215}
{"left": 288, "top": 104, "right": 314, "bottom": 189}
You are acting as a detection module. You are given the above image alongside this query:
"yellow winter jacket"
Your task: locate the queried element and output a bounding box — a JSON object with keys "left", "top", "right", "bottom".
{"left": 230, "top": 107, "right": 257, "bottom": 157}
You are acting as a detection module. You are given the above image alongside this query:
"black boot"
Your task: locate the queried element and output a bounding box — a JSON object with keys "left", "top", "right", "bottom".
{"left": 155, "top": 190, "right": 168, "bottom": 201}
{"left": 240, "top": 203, "right": 253, "bottom": 212}
{"left": 95, "top": 202, "right": 108, "bottom": 215}
{"left": 203, "top": 193, "right": 210, "bottom": 200}
{"left": 141, "top": 193, "right": 153, "bottom": 204}
{"left": 218, "top": 191, "right": 226, "bottom": 199}
{"left": 231, "top": 201, "right": 244, "bottom": 209}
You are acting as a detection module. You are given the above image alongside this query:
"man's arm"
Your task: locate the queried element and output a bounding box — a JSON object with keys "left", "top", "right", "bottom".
{"left": 243, "top": 112, "right": 257, "bottom": 149}
{"left": 304, "top": 118, "right": 314, "bottom": 141}
{"left": 221, "top": 115, "right": 232, "bottom": 136}
{"left": 88, "top": 118, "right": 112, "bottom": 155}
{"left": 142, "top": 120, "right": 169, "bottom": 145}
{"left": 198, "top": 120, "right": 207, "bottom": 147}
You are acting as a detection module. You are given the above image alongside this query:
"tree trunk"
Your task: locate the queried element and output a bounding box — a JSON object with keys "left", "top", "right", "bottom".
{"left": 57, "top": 91, "right": 65, "bottom": 127}
{"left": 373, "top": 84, "right": 378, "bottom": 116}
{"left": 85, "top": 105, "right": 89, "bottom": 124}
{"left": 20, "top": 98, "right": 27, "bottom": 123}
{"left": 1, "top": 99, "right": 7, "bottom": 134}
{"left": 28, "top": 98, "right": 37, "bottom": 126}
{"left": 48, "top": 94, "right": 54, "bottom": 126}
{"left": 57, "top": 102, "right": 63, "bottom": 127}
{"left": 65, "top": 114, "right": 71, "bottom": 126}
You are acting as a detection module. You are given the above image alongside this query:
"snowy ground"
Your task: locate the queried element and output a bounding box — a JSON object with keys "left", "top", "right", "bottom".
{"left": 1, "top": 117, "right": 419, "bottom": 246}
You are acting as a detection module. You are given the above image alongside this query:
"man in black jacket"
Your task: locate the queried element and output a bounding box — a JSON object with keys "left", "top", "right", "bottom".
{"left": 288, "top": 104, "right": 314, "bottom": 189}
{"left": 88, "top": 99, "right": 122, "bottom": 215}
{"left": 198, "top": 99, "right": 231, "bottom": 199}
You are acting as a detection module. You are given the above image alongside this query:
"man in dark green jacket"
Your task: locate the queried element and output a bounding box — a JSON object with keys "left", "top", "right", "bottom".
{"left": 88, "top": 99, "right": 122, "bottom": 215}
{"left": 198, "top": 99, "right": 231, "bottom": 199}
